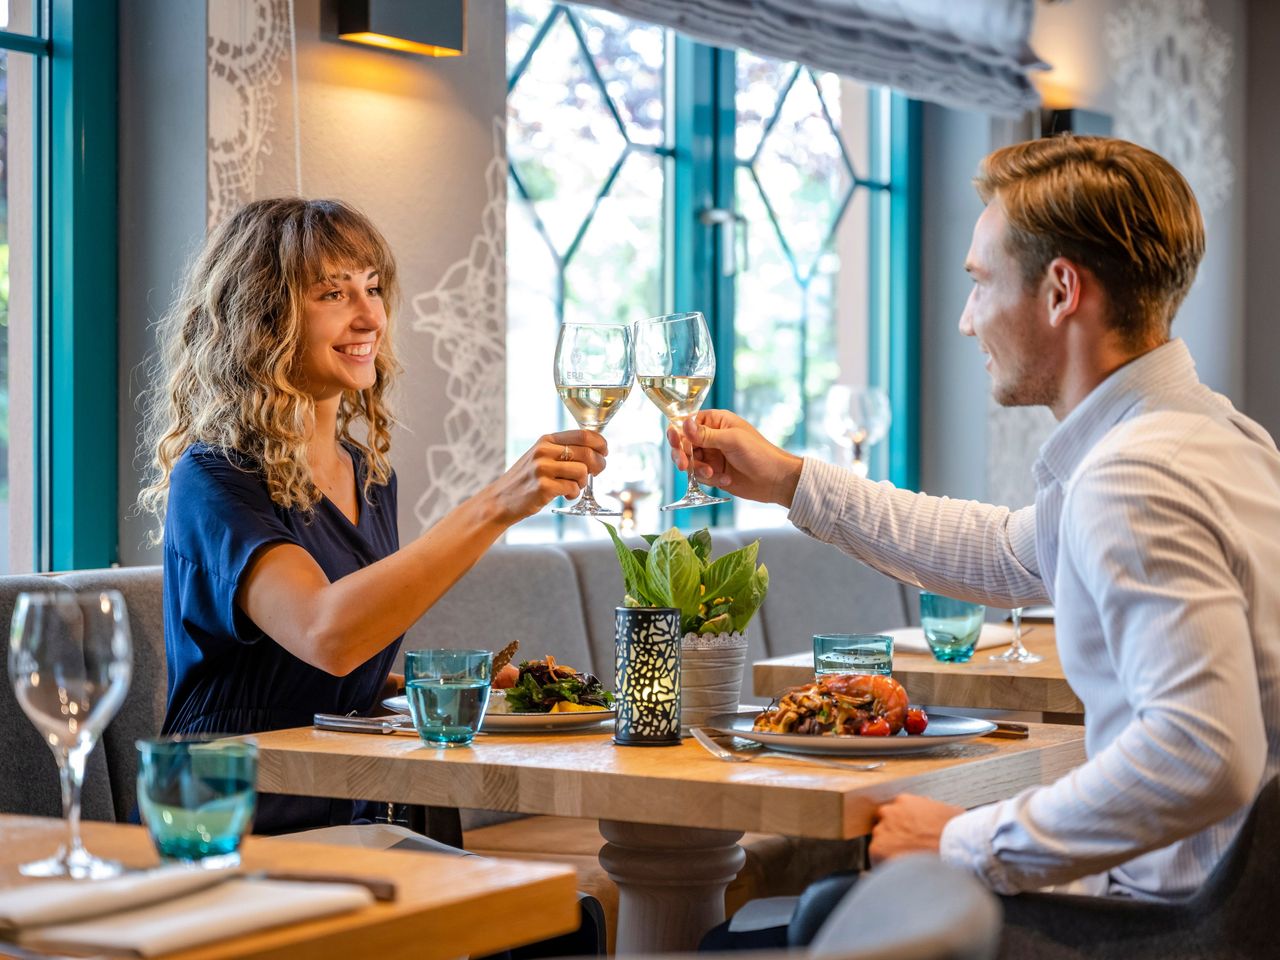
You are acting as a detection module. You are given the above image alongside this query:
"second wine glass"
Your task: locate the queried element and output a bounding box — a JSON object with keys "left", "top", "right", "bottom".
{"left": 552, "top": 321, "right": 635, "bottom": 517}
{"left": 9, "top": 590, "right": 133, "bottom": 878}
{"left": 634, "top": 311, "right": 730, "bottom": 511}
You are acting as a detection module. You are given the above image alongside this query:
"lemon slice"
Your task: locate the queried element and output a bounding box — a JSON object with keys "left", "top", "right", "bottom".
{"left": 550, "top": 701, "right": 606, "bottom": 713}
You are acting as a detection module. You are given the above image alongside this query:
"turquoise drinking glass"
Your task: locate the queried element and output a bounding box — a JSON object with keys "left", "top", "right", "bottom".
{"left": 136, "top": 736, "right": 258, "bottom": 867}
{"left": 919, "top": 593, "right": 986, "bottom": 663}
{"left": 812, "top": 634, "right": 893, "bottom": 676}
{"left": 404, "top": 649, "right": 493, "bottom": 747}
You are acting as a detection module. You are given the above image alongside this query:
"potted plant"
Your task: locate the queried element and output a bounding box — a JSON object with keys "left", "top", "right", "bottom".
{"left": 605, "top": 525, "right": 768, "bottom": 729}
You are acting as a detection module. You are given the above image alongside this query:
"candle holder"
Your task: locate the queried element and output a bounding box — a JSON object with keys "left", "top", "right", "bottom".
{"left": 613, "top": 606, "right": 682, "bottom": 746}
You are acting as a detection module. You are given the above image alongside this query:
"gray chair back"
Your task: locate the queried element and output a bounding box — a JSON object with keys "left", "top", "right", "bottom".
{"left": 810, "top": 854, "right": 1001, "bottom": 960}
{"left": 60, "top": 566, "right": 166, "bottom": 823}
{"left": 746, "top": 528, "right": 911, "bottom": 658}
{"left": 0, "top": 575, "right": 118, "bottom": 822}
{"left": 400, "top": 544, "right": 596, "bottom": 676}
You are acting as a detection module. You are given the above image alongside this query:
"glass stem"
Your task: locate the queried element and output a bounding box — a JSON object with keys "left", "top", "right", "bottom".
{"left": 579, "top": 427, "right": 602, "bottom": 507}
{"left": 60, "top": 746, "right": 88, "bottom": 863}
{"left": 675, "top": 418, "right": 704, "bottom": 497}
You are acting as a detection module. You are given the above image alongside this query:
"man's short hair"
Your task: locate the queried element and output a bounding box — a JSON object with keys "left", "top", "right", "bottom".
{"left": 974, "top": 135, "right": 1205, "bottom": 348}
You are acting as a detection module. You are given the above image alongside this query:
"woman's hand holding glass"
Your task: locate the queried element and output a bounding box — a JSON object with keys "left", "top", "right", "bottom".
{"left": 487, "top": 430, "right": 609, "bottom": 524}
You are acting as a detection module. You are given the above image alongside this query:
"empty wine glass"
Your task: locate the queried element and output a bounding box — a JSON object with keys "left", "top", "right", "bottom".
{"left": 824, "top": 384, "right": 892, "bottom": 478}
{"left": 552, "top": 321, "right": 635, "bottom": 516}
{"left": 990, "top": 606, "right": 1042, "bottom": 664}
{"left": 634, "top": 311, "right": 730, "bottom": 511}
{"left": 9, "top": 590, "right": 133, "bottom": 878}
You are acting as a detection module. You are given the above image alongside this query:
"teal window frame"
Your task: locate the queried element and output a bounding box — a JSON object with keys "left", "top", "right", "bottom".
{"left": 506, "top": 6, "right": 920, "bottom": 532}
{"left": 1, "top": 0, "right": 117, "bottom": 571}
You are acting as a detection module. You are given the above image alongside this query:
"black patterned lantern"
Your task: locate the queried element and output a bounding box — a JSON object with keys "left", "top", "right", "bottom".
{"left": 613, "top": 606, "right": 682, "bottom": 746}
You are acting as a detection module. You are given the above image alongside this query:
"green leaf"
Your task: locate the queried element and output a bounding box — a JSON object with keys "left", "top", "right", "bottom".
{"left": 689, "top": 528, "right": 713, "bottom": 566}
{"left": 646, "top": 528, "right": 700, "bottom": 613}
{"left": 702, "top": 540, "right": 759, "bottom": 604}
{"left": 640, "top": 534, "right": 660, "bottom": 546}
{"left": 699, "top": 612, "right": 733, "bottom": 635}
{"left": 631, "top": 548, "right": 650, "bottom": 569}
{"left": 603, "top": 522, "right": 653, "bottom": 604}
{"left": 730, "top": 563, "right": 770, "bottom": 632}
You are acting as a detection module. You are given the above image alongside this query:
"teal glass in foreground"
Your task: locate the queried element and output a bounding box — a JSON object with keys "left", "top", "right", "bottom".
{"left": 919, "top": 593, "right": 986, "bottom": 663}
{"left": 136, "top": 737, "right": 257, "bottom": 866}
{"left": 812, "top": 634, "right": 893, "bottom": 676}
{"left": 404, "top": 649, "right": 492, "bottom": 747}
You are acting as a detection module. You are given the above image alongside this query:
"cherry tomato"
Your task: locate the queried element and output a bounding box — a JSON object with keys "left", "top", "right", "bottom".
{"left": 859, "top": 717, "right": 892, "bottom": 736}
{"left": 905, "top": 707, "right": 929, "bottom": 735}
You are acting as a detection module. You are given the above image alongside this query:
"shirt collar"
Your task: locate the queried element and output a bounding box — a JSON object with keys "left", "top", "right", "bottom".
{"left": 1033, "top": 339, "right": 1199, "bottom": 486}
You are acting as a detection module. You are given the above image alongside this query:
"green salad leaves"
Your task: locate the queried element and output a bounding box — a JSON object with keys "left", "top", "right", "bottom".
{"left": 604, "top": 525, "right": 769, "bottom": 636}
{"left": 504, "top": 658, "right": 614, "bottom": 713}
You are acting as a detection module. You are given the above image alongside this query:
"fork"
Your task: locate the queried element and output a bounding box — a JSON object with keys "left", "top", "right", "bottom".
{"left": 690, "top": 728, "right": 883, "bottom": 772}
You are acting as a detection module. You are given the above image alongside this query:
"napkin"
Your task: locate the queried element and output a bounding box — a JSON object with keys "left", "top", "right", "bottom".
{"left": 885, "top": 624, "right": 1016, "bottom": 655}
{"left": 17, "top": 877, "right": 374, "bottom": 958}
{"left": 0, "top": 864, "right": 228, "bottom": 932}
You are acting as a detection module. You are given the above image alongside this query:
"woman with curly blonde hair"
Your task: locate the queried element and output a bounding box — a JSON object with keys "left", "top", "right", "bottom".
{"left": 139, "top": 198, "right": 606, "bottom": 833}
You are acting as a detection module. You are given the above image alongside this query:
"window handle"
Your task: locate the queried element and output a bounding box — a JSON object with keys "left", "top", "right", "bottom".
{"left": 699, "top": 207, "right": 748, "bottom": 277}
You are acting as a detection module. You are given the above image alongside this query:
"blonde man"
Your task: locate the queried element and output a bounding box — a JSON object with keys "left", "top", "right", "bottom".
{"left": 678, "top": 136, "right": 1280, "bottom": 904}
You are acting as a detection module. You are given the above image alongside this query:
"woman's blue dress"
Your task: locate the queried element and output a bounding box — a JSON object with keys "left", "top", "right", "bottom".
{"left": 159, "top": 443, "right": 402, "bottom": 834}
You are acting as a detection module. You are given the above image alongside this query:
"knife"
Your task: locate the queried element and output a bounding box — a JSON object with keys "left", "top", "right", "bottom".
{"left": 313, "top": 713, "right": 417, "bottom": 736}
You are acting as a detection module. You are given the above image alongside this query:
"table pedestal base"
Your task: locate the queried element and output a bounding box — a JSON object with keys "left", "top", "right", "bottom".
{"left": 599, "top": 820, "right": 746, "bottom": 954}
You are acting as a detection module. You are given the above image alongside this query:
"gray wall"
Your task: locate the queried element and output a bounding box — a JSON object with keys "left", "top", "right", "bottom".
{"left": 117, "top": 0, "right": 209, "bottom": 564}
{"left": 1245, "top": 0, "right": 1280, "bottom": 440}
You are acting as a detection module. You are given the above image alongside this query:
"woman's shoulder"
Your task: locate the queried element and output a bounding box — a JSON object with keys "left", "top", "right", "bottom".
{"left": 171, "top": 443, "right": 267, "bottom": 498}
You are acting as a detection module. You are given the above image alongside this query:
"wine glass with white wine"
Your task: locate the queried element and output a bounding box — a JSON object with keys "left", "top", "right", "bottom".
{"left": 552, "top": 321, "right": 635, "bottom": 516}
{"left": 824, "top": 384, "right": 892, "bottom": 478}
{"left": 634, "top": 311, "right": 730, "bottom": 511}
{"left": 9, "top": 590, "right": 133, "bottom": 878}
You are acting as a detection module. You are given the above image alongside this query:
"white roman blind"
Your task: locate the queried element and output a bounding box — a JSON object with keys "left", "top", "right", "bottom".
{"left": 577, "top": 0, "right": 1044, "bottom": 115}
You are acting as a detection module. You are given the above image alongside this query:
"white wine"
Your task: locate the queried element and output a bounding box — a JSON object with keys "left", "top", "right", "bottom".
{"left": 639, "top": 375, "right": 712, "bottom": 422}
{"left": 557, "top": 384, "right": 632, "bottom": 430}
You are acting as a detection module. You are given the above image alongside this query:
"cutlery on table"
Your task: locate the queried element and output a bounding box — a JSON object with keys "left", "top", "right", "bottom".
{"left": 690, "top": 727, "right": 883, "bottom": 772}
{"left": 313, "top": 713, "right": 416, "bottom": 735}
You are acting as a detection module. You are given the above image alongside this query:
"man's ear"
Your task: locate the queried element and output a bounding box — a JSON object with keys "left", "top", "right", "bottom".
{"left": 1045, "top": 257, "right": 1082, "bottom": 327}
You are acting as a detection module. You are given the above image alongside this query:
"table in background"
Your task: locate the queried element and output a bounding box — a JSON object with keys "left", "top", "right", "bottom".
{"left": 0, "top": 816, "right": 578, "bottom": 960}
{"left": 754, "top": 624, "right": 1083, "bottom": 718}
{"left": 251, "top": 721, "right": 1086, "bottom": 953}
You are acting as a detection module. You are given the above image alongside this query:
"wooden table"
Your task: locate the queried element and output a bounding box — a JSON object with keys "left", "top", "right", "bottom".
{"left": 755, "top": 624, "right": 1084, "bottom": 717}
{"left": 0, "top": 816, "right": 578, "bottom": 960}
{"left": 251, "top": 722, "right": 1086, "bottom": 953}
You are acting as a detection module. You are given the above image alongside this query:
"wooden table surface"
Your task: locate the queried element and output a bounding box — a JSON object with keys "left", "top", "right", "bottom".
{"left": 252, "top": 721, "right": 1085, "bottom": 841}
{"left": 250, "top": 722, "right": 1086, "bottom": 953}
{"left": 754, "top": 624, "right": 1084, "bottom": 716}
{"left": 0, "top": 816, "right": 578, "bottom": 960}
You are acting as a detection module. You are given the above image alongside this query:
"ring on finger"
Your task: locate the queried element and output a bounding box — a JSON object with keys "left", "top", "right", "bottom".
{"left": 558, "top": 445, "right": 573, "bottom": 462}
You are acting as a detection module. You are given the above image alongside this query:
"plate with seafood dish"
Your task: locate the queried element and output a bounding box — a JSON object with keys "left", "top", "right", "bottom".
{"left": 707, "top": 673, "right": 995, "bottom": 756}
{"left": 384, "top": 653, "right": 615, "bottom": 732}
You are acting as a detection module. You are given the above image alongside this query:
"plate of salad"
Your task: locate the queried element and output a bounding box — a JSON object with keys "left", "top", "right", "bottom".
{"left": 384, "top": 654, "right": 615, "bottom": 732}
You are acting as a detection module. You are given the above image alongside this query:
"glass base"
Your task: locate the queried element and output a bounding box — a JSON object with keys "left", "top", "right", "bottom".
{"left": 990, "top": 647, "right": 1043, "bottom": 664}
{"left": 21, "top": 846, "right": 123, "bottom": 880}
{"left": 552, "top": 493, "right": 622, "bottom": 517}
{"left": 660, "top": 490, "right": 730, "bottom": 512}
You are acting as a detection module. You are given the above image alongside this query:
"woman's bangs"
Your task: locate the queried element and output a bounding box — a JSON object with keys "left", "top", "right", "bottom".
{"left": 303, "top": 213, "right": 392, "bottom": 285}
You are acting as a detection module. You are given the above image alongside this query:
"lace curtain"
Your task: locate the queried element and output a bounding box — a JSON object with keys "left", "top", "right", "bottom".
{"left": 577, "top": 0, "right": 1044, "bottom": 115}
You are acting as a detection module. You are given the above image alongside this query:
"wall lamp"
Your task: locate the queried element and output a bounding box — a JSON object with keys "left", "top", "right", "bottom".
{"left": 332, "top": 0, "right": 466, "bottom": 57}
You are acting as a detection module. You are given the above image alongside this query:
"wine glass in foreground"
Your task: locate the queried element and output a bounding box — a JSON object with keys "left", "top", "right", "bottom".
{"left": 634, "top": 311, "right": 730, "bottom": 511}
{"left": 9, "top": 590, "right": 133, "bottom": 878}
{"left": 552, "top": 321, "right": 635, "bottom": 516}
{"left": 824, "top": 384, "right": 892, "bottom": 478}
{"left": 990, "top": 606, "right": 1042, "bottom": 664}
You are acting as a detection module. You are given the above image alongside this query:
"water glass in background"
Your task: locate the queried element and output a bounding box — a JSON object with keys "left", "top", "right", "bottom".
{"left": 136, "top": 737, "right": 258, "bottom": 867}
{"left": 404, "top": 649, "right": 492, "bottom": 747}
{"left": 919, "top": 593, "right": 986, "bottom": 663}
{"left": 812, "top": 634, "right": 893, "bottom": 676}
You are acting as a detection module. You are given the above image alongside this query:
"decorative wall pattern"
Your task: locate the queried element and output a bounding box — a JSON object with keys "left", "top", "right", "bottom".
{"left": 410, "top": 121, "right": 509, "bottom": 532}
{"left": 207, "top": 0, "right": 293, "bottom": 227}
{"left": 1104, "top": 0, "right": 1234, "bottom": 214}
